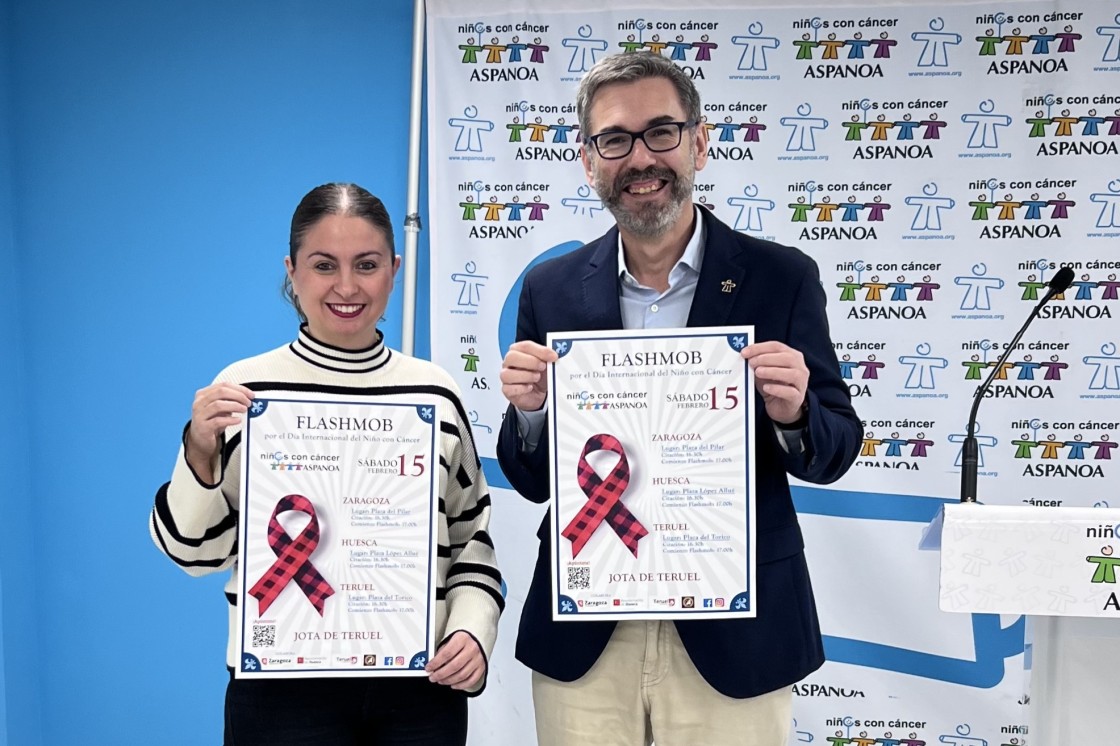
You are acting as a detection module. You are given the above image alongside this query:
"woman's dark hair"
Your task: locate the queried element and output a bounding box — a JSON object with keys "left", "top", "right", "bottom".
{"left": 282, "top": 183, "right": 395, "bottom": 320}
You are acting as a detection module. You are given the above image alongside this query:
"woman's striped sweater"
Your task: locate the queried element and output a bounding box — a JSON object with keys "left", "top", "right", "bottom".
{"left": 149, "top": 327, "right": 504, "bottom": 691}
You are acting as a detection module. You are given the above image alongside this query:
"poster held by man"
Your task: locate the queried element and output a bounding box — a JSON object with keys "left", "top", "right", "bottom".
{"left": 546, "top": 327, "right": 756, "bottom": 621}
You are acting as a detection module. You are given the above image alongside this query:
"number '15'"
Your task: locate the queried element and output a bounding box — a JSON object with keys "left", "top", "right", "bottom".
{"left": 398, "top": 454, "right": 426, "bottom": 476}
{"left": 708, "top": 386, "right": 740, "bottom": 410}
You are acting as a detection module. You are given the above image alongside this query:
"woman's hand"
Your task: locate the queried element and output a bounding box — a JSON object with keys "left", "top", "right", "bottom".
{"left": 185, "top": 382, "right": 254, "bottom": 482}
{"left": 426, "top": 630, "right": 486, "bottom": 691}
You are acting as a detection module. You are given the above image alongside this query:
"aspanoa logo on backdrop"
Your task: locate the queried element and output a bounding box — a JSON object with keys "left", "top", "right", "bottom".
{"left": 1018, "top": 258, "right": 1116, "bottom": 320}
{"left": 456, "top": 180, "right": 549, "bottom": 239}
{"left": 789, "top": 181, "right": 888, "bottom": 241}
{"left": 456, "top": 20, "right": 550, "bottom": 81}
{"left": 1026, "top": 93, "right": 1120, "bottom": 157}
{"left": 612, "top": 16, "right": 720, "bottom": 80}
{"left": 834, "top": 259, "right": 941, "bottom": 319}
{"left": 503, "top": 100, "right": 580, "bottom": 162}
{"left": 791, "top": 14, "right": 897, "bottom": 78}
{"left": 956, "top": 336, "right": 1068, "bottom": 401}
{"left": 839, "top": 98, "right": 941, "bottom": 160}
{"left": 1010, "top": 419, "right": 1113, "bottom": 478}
{"left": 968, "top": 178, "right": 1074, "bottom": 239}
{"left": 974, "top": 10, "right": 1083, "bottom": 74}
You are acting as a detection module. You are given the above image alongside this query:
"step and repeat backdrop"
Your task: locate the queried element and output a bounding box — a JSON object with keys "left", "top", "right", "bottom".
{"left": 426, "top": 0, "right": 1119, "bottom": 743}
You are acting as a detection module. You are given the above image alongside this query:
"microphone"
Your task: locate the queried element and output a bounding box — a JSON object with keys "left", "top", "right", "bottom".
{"left": 1042, "top": 265, "right": 1075, "bottom": 300}
{"left": 959, "top": 266, "right": 1074, "bottom": 503}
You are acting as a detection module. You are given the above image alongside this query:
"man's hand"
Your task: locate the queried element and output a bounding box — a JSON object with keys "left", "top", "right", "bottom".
{"left": 499, "top": 340, "right": 558, "bottom": 412}
{"left": 742, "top": 341, "right": 809, "bottom": 425}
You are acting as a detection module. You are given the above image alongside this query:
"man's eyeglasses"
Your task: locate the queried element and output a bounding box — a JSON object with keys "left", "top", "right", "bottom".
{"left": 586, "top": 120, "right": 699, "bottom": 160}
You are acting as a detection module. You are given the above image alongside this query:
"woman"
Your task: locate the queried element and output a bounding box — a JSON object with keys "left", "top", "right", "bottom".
{"left": 150, "top": 183, "right": 503, "bottom": 745}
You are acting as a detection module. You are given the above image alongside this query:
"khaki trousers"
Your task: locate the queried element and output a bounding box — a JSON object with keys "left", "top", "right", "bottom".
{"left": 532, "top": 620, "right": 792, "bottom": 746}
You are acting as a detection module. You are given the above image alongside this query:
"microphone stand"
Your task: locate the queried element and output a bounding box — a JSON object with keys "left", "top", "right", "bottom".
{"left": 960, "top": 272, "right": 1071, "bottom": 503}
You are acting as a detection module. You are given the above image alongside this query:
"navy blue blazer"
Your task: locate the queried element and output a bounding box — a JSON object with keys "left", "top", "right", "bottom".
{"left": 496, "top": 208, "right": 861, "bottom": 698}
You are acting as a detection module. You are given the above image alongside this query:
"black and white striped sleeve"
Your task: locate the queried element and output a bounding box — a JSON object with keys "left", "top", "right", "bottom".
{"left": 440, "top": 410, "right": 504, "bottom": 661}
{"left": 149, "top": 424, "right": 239, "bottom": 576}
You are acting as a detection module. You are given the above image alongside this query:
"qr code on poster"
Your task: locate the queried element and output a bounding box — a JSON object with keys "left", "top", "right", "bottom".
{"left": 567, "top": 566, "right": 591, "bottom": 590}
{"left": 251, "top": 623, "right": 276, "bottom": 648}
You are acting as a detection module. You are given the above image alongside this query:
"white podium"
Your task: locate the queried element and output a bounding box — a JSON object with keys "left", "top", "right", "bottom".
{"left": 923, "top": 504, "right": 1120, "bottom": 745}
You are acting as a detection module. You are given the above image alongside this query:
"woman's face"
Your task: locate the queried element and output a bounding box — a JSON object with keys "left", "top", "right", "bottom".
{"left": 285, "top": 214, "right": 400, "bottom": 349}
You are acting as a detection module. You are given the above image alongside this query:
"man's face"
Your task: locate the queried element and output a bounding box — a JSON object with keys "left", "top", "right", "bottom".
{"left": 581, "top": 77, "right": 708, "bottom": 238}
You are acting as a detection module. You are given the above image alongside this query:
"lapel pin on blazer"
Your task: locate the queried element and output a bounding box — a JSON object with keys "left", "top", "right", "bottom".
{"left": 721, "top": 279, "right": 737, "bottom": 294}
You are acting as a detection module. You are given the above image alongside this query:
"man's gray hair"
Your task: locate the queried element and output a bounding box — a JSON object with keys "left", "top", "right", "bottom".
{"left": 576, "top": 52, "right": 702, "bottom": 138}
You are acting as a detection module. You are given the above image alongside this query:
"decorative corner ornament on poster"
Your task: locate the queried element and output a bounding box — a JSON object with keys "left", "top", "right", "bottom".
{"left": 235, "top": 395, "right": 439, "bottom": 678}
{"left": 547, "top": 327, "right": 756, "bottom": 621}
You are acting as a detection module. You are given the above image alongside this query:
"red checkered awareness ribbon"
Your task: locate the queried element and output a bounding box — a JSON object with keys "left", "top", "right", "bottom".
{"left": 561, "top": 434, "right": 648, "bottom": 558}
{"left": 248, "top": 494, "right": 334, "bottom": 616}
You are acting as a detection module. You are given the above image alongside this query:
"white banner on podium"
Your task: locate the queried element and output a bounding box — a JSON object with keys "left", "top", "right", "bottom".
{"left": 938, "top": 504, "right": 1120, "bottom": 617}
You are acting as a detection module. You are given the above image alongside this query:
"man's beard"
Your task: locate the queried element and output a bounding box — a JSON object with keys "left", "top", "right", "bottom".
{"left": 593, "top": 161, "right": 694, "bottom": 238}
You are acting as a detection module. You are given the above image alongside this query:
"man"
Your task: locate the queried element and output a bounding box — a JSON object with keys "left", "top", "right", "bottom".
{"left": 496, "top": 52, "right": 861, "bottom": 746}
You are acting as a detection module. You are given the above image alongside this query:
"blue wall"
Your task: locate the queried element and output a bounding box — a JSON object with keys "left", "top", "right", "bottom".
{"left": 4, "top": 1, "right": 424, "bottom": 742}
{"left": 0, "top": 0, "right": 38, "bottom": 743}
